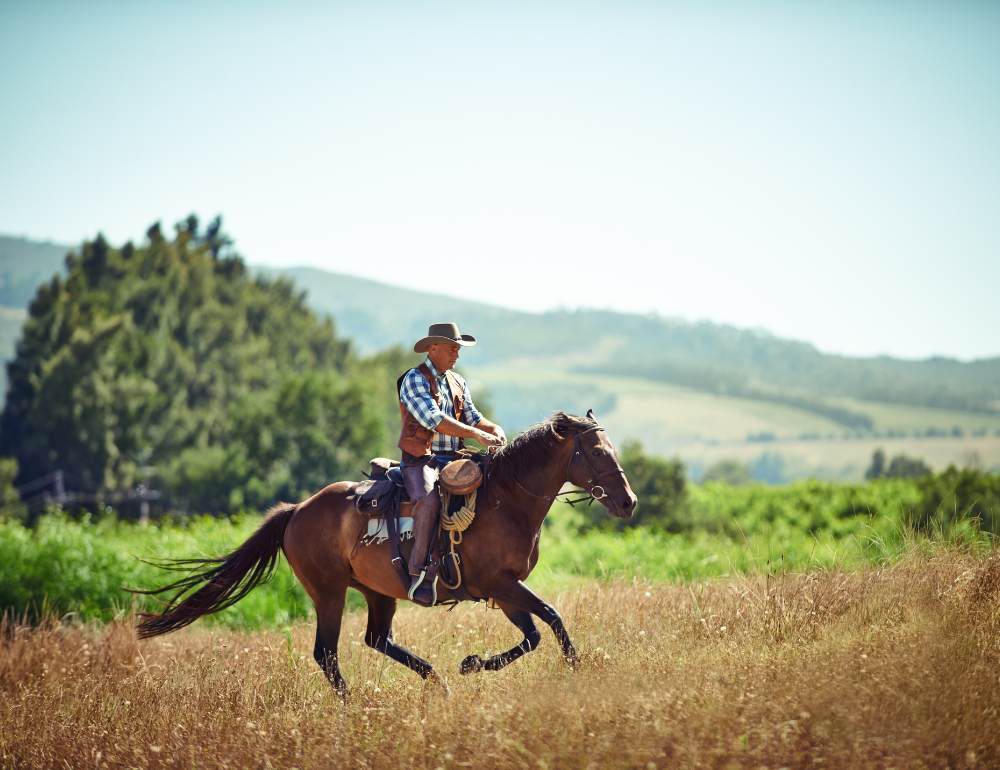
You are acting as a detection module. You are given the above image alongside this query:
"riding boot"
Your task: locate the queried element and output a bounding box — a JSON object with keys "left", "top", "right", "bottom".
{"left": 407, "top": 493, "right": 439, "bottom": 606}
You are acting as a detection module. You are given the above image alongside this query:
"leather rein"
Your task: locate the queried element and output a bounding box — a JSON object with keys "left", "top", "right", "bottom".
{"left": 513, "top": 425, "right": 626, "bottom": 507}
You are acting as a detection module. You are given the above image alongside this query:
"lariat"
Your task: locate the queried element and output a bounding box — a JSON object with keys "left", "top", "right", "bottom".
{"left": 438, "top": 488, "right": 477, "bottom": 589}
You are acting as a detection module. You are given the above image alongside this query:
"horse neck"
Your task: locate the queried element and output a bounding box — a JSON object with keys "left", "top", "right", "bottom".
{"left": 498, "top": 434, "right": 574, "bottom": 532}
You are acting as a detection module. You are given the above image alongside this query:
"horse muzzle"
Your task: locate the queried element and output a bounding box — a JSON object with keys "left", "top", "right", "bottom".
{"left": 598, "top": 488, "right": 637, "bottom": 519}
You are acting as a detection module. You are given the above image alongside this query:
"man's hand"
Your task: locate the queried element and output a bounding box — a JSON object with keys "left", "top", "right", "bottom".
{"left": 476, "top": 429, "right": 504, "bottom": 447}
{"left": 433, "top": 415, "right": 507, "bottom": 446}
{"left": 476, "top": 419, "right": 507, "bottom": 446}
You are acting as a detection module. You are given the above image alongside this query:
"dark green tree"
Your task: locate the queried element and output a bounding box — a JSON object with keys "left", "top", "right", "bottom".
{"left": 0, "top": 458, "right": 26, "bottom": 521}
{"left": 865, "top": 449, "right": 887, "bottom": 480}
{"left": 0, "top": 219, "right": 382, "bottom": 513}
{"left": 885, "top": 454, "right": 931, "bottom": 479}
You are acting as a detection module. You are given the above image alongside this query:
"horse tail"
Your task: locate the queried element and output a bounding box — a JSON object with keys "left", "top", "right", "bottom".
{"left": 131, "top": 503, "right": 297, "bottom": 639}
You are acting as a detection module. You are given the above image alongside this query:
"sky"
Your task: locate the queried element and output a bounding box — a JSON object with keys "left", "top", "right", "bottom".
{"left": 1, "top": 0, "right": 998, "bottom": 361}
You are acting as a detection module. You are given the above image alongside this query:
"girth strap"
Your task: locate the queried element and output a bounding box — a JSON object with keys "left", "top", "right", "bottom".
{"left": 386, "top": 498, "right": 410, "bottom": 591}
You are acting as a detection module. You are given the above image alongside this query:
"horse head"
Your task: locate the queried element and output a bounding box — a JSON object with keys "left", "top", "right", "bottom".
{"left": 565, "top": 409, "right": 638, "bottom": 518}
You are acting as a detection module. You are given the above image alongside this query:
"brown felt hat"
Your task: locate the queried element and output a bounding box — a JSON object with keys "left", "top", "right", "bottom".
{"left": 413, "top": 322, "right": 477, "bottom": 353}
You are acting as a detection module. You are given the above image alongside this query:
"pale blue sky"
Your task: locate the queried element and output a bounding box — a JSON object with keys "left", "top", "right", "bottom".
{"left": 1, "top": 0, "right": 997, "bottom": 360}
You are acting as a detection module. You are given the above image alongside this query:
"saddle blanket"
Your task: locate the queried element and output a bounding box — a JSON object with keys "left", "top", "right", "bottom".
{"left": 361, "top": 516, "right": 414, "bottom": 546}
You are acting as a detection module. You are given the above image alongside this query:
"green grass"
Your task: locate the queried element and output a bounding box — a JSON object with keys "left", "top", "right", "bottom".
{"left": 0, "top": 512, "right": 320, "bottom": 627}
{"left": 3, "top": 477, "right": 989, "bottom": 627}
{"left": 530, "top": 478, "right": 940, "bottom": 592}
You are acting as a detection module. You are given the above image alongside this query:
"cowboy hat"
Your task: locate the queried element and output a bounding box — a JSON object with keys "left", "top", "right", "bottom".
{"left": 413, "top": 322, "right": 477, "bottom": 353}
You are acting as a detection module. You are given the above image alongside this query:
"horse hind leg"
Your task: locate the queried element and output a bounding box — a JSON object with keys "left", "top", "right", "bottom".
{"left": 314, "top": 589, "right": 349, "bottom": 695}
{"left": 358, "top": 586, "right": 449, "bottom": 694}
{"left": 460, "top": 603, "right": 541, "bottom": 675}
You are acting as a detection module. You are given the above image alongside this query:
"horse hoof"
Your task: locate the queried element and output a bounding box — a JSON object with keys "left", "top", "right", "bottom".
{"left": 459, "top": 655, "right": 485, "bottom": 675}
{"left": 426, "top": 669, "right": 451, "bottom": 695}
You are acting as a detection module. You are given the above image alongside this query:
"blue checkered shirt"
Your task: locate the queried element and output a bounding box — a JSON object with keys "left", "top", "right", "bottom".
{"left": 399, "top": 358, "right": 483, "bottom": 454}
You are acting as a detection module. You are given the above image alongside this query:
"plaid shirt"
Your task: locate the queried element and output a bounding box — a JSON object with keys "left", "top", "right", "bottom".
{"left": 399, "top": 357, "right": 483, "bottom": 454}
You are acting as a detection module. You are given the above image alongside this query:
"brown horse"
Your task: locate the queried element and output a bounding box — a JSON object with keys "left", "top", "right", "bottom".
{"left": 134, "top": 411, "right": 637, "bottom": 692}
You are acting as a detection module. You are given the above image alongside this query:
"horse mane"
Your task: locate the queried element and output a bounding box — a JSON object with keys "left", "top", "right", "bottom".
{"left": 487, "top": 411, "right": 595, "bottom": 491}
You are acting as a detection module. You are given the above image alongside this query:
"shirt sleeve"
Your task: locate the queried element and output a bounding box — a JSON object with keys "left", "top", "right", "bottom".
{"left": 458, "top": 377, "right": 483, "bottom": 427}
{"left": 400, "top": 369, "right": 445, "bottom": 430}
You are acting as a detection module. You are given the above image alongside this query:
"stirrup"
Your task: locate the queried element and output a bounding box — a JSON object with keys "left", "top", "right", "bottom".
{"left": 407, "top": 570, "right": 426, "bottom": 601}
{"left": 408, "top": 571, "right": 438, "bottom": 606}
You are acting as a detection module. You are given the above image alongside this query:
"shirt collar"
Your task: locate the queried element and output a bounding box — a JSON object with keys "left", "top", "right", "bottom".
{"left": 423, "top": 357, "right": 444, "bottom": 380}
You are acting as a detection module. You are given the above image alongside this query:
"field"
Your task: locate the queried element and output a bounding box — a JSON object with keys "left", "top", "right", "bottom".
{"left": 466, "top": 365, "right": 1000, "bottom": 480}
{"left": 2, "top": 478, "right": 999, "bottom": 768}
{"left": 2, "top": 547, "right": 999, "bottom": 769}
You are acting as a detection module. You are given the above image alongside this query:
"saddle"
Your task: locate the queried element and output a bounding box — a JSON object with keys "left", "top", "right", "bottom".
{"left": 354, "top": 452, "right": 487, "bottom": 604}
{"left": 354, "top": 458, "right": 411, "bottom": 518}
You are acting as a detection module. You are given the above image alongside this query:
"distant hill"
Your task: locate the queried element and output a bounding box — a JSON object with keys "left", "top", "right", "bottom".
{"left": 260, "top": 266, "right": 1000, "bottom": 424}
{"left": 3, "top": 241, "right": 998, "bottom": 423}
{"left": 0, "top": 236, "right": 70, "bottom": 307}
{"left": 0, "top": 236, "right": 72, "bottom": 394}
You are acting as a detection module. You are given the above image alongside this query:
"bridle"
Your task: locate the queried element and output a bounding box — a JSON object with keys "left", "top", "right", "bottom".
{"left": 511, "top": 425, "right": 627, "bottom": 507}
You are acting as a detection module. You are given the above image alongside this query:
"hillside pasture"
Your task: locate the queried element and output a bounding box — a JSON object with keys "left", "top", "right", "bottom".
{"left": 468, "top": 365, "right": 1000, "bottom": 480}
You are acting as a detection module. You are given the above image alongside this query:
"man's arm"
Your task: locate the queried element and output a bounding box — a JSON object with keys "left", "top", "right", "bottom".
{"left": 434, "top": 415, "right": 504, "bottom": 446}
{"left": 452, "top": 376, "right": 507, "bottom": 445}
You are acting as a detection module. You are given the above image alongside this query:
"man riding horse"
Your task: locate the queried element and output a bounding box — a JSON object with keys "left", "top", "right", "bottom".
{"left": 398, "top": 322, "right": 506, "bottom": 606}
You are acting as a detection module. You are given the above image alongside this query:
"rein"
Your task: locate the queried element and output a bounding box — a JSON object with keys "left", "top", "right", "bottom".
{"left": 512, "top": 425, "right": 626, "bottom": 507}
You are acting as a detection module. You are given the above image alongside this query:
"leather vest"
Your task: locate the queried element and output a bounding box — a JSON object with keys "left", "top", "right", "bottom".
{"left": 397, "top": 363, "right": 465, "bottom": 457}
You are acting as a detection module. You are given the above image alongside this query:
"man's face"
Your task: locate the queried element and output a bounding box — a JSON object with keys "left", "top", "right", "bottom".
{"left": 428, "top": 343, "right": 461, "bottom": 373}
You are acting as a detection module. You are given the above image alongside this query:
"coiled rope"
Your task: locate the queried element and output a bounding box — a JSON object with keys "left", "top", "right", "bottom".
{"left": 438, "top": 488, "right": 477, "bottom": 589}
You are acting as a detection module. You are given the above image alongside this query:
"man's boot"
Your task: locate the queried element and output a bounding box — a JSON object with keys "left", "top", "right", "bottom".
{"left": 408, "top": 493, "right": 439, "bottom": 607}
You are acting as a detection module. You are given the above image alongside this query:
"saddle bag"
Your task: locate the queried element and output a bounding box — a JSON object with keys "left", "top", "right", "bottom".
{"left": 439, "top": 458, "right": 483, "bottom": 496}
{"left": 354, "top": 478, "right": 397, "bottom": 517}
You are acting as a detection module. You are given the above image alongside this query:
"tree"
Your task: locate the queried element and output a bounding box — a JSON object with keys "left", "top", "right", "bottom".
{"left": 0, "top": 219, "right": 384, "bottom": 514}
{"left": 0, "top": 458, "right": 26, "bottom": 521}
{"left": 866, "top": 449, "right": 930, "bottom": 481}
{"left": 865, "top": 449, "right": 886, "bottom": 480}
{"left": 165, "top": 371, "right": 385, "bottom": 512}
{"left": 704, "top": 459, "right": 753, "bottom": 486}
{"left": 886, "top": 454, "right": 931, "bottom": 479}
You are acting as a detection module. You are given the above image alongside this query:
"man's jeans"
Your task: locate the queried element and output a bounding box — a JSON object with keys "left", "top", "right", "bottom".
{"left": 400, "top": 452, "right": 453, "bottom": 578}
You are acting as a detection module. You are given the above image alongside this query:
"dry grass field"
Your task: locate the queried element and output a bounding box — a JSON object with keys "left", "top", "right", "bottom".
{"left": 2, "top": 546, "right": 999, "bottom": 770}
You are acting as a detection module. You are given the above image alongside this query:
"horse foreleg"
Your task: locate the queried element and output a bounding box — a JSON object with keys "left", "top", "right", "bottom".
{"left": 459, "top": 603, "right": 541, "bottom": 674}
{"left": 487, "top": 578, "right": 578, "bottom": 667}
{"left": 358, "top": 586, "right": 449, "bottom": 694}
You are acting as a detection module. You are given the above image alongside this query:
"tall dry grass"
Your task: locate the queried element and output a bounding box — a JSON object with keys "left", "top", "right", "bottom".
{"left": 2, "top": 545, "right": 999, "bottom": 769}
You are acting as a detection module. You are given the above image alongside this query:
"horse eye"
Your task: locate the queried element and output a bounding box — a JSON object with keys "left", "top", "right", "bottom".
{"left": 592, "top": 450, "right": 601, "bottom": 457}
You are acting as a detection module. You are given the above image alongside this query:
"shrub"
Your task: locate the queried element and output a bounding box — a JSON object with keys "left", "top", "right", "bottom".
{"left": 912, "top": 466, "right": 1000, "bottom": 534}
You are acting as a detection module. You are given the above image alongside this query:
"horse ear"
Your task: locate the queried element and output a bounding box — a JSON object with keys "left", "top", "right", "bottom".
{"left": 586, "top": 408, "right": 595, "bottom": 421}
